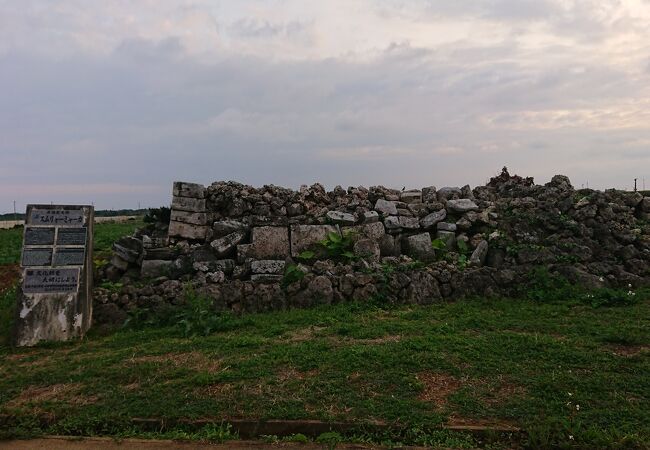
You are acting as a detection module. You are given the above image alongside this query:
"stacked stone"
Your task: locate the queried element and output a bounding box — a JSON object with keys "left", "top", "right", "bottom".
{"left": 169, "top": 182, "right": 209, "bottom": 240}
{"left": 94, "top": 170, "right": 650, "bottom": 327}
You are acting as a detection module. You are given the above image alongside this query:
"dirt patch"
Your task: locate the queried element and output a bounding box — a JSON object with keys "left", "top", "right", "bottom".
{"left": 0, "top": 264, "right": 20, "bottom": 293}
{"left": 276, "top": 366, "right": 319, "bottom": 383}
{"left": 479, "top": 377, "right": 527, "bottom": 406}
{"left": 283, "top": 326, "right": 327, "bottom": 342}
{"left": 351, "top": 335, "right": 401, "bottom": 344}
{"left": 447, "top": 415, "right": 519, "bottom": 430}
{"left": 6, "top": 383, "right": 98, "bottom": 409}
{"left": 416, "top": 372, "right": 462, "bottom": 409}
{"left": 505, "top": 329, "right": 567, "bottom": 341}
{"left": 126, "top": 351, "right": 222, "bottom": 373}
{"left": 609, "top": 344, "right": 650, "bottom": 357}
{"left": 202, "top": 382, "right": 235, "bottom": 398}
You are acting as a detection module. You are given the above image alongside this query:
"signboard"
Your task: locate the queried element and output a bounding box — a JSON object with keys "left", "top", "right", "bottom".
{"left": 29, "top": 208, "right": 84, "bottom": 226}
{"left": 22, "top": 268, "right": 80, "bottom": 294}
{"left": 14, "top": 205, "right": 94, "bottom": 346}
{"left": 22, "top": 248, "right": 53, "bottom": 266}
{"left": 24, "top": 227, "right": 55, "bottom": 246}
{"left": 56, "top": 228, "right": 87, "bottom": 246}
{"left": 53, "top": 248, "right": 86, "bottom": 266}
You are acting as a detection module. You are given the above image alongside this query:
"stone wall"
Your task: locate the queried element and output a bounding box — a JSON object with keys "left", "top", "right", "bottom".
{"left": 95, "top": 169, "right": 650, "bottom": 324}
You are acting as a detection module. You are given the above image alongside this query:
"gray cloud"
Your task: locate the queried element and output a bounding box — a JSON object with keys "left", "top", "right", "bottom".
{"left": 0, "top": 1, "right": 649, "bottom": 212}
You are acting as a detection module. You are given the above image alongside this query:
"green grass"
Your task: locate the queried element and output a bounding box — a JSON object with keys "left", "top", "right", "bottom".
{"left": 0, "top": 294, "right": 648, "bottom": 448}
{"left": 0, "top": 219, "right": 143, "bottom": 265}
{"left": 1, "top": 220, "right": 649, "bottom": 448}
{"left": 0, "top": 227, "right": 23, "bottom": 265}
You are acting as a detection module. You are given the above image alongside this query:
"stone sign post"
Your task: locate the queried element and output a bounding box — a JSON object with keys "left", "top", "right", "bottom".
{"left": 13, "top": 205, "right": 94, "bottom": 346}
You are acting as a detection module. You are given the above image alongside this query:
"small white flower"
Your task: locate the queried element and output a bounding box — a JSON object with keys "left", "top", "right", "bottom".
{"left": 599, "top": 277, "right": 604, "bottom": 282}
{"left": 568, "top": 392, "right": 573, "bottom": 396}
{"left": 576, "top": 404, "right": 580, "bottom": 411}
{"left": 628, "top": 284, "right": 632, "bottom": 288}
{"left": 569, "top": 435, "right": 574, "bottom": 440}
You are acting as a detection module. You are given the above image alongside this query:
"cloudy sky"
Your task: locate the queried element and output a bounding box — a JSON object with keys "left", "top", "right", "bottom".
{"left": 1, "top": 0, "right": 650, "bottom": 212}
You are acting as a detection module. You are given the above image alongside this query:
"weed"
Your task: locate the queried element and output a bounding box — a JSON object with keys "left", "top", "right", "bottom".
{"left": 320, "top": 231, "right": 356, "bottom": 261}
{"left": 176, "top": 286, "right": 224, "bottom": 337}
{"left": 316, "top": 431, "right": 343, "bottom": 449}
{"left": 282, "top": 264, "right": 306, "bottom": 287}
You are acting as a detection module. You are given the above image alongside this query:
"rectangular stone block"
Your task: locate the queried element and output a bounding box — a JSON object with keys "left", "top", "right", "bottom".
{"left": 173, "top": 181, "right": 206, "bottom": 199}
{"left": 342, "top": 222, "right": 385, "bottom": 242}
{"left": 251, "top": 260, "right": 286, "bottom": 275}
{"left": 290, "top": 224, "right": 340, "bottom": 257}
{"left": 171, "top": 210, "right": 208, "bottom": 226}
{"left": 400, "top": 190, "right": 422, "bottom": 204}
{"left": 171, "top": 196, "right": 206, "bottom": 213}
{"left": 168, "top": 220, "right": 209, "bottom": 240}
{"left": 249, "top": 226, "right": 290, "bottom": 259}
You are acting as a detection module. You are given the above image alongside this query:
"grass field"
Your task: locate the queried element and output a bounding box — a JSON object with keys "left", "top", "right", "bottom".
{"left": 0, "top": 223, "right": 649, "bottom": 448}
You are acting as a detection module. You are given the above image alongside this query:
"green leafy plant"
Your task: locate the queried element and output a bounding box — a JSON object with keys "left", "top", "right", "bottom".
{"left": 99, "top": 281, "right": 123, "bottom": 292}
{"left": 175, "top": 286, "right": 231, "bottom": 337}
{"left": 316, "top": 431, "right": 343, "bottom": 449}
{"left": 319, "top": 231, "right": 356, "bottom": 261}
{"left": 431, "top": 238, "right": 447, "bottom": 252}
{"left": 297, "top": 250, "right": 315, "bottom": 261}
{"left": 282, "top": 263, "right": 306, "bottom": 287}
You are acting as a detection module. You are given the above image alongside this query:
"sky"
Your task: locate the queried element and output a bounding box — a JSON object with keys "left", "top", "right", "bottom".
{"left": 1, "top": 0, "right": 650, "bottom": 212}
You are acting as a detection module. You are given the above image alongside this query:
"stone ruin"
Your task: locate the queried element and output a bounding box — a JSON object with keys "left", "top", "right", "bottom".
{"left": 94, "top": 168, "right": 650, "bottom": 325}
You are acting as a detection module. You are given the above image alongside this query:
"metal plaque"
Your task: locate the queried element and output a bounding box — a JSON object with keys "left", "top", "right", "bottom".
{"left": 29, "top": 208, "right": 84, "bottom": 226}
{"left": 56, "top": 228, "right": 88, "bottom": 246}
{"left": 53, "top": 248, "right": 86, "bottom": 266}
{"left": 22, "top": 268, "right": 80, "bottom": 294}
{"left": 22, "top": 248, "right": 53, "bottom": 267}
{"left": 24, "top": 227, "right": 55, "bottom": 246}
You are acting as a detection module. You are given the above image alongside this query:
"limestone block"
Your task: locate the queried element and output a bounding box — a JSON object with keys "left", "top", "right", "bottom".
{"left": 400, "top": 190, "right": 422, "bottom": 204}
{"left": 141, "top": 260, "right": 174, "bottom": 278}
{"left": 437, "top": 187, "right": 462, "bottom": 201}
{"left": 384, "top": 216, "right": 401, "bottom": 232}
{"left": 171, "top": 196, "right": 206, "bottom": 213}
{"left": 437, "top": 222, "right": 457, "bottom": 232}
{"left": 353, "top": 239, "right": 381, "bottom": 262}
{"left": 170, "top": 210, "right": 208, "bottom": 226}
{"left": 403, "top": 233, "right": 436, "bottom": 263}
{"left": 363, "top": 211, "right": 380, "bottom": 224}
{"left": 446, "top": 199, "right": 479, "bottom": 213}
{"left": 249, "top": 226, "right": 290, "bottom": 259}
{"left": 112, "top": 237, "right": 143, "bottom": 263}
{"left": 470, "top": 240, "right": 489, "bottom": 267}
{"left": 210, "top": 231, "right": 246, "bottom": 257}
{"left": 290, "top": 224, "right": 340, "bottom": 257}
{"left": 398, "top": 216, "right": 420, "bottom": 230}
{"left": 168, "top": 220, "right": 209, "bottom": 240}
{"left": 213, "top": 220, "right": 248, "bottom": 238}
{"left": 173, "top": 181, "right": 206, "bottom": 199}
{"left": 251, "top": 260, "right": 286, "bottom": 275}
{"left": 420, "top": 209, "right": 447, "bottom": 229}
{"left": 326, "top": 210, "right": 357, "bottom": 225}
{"left": 374, "top": 199, "right": 398, "bottom": 215}
{"left": 422, "top": 186, "right": 437, "bottom": 203}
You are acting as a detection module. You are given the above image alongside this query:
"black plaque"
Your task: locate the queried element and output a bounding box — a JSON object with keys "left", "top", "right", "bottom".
{"left": 24, "top": 227, "right": 55, "bottom": 246}
{"left": 22, "top": 268, "right": 80, "bottom": 294}
{"left": 56, "top": 228, "right": 87, "bottom": 246}
{"left": 30, "top": 208, "right": 84, "bottom": 226}
{"left": 22, "top": 248, "right": 53, "bottom": 267}
{"left": 53, "top": 248, "right": 86, "bottom": 266}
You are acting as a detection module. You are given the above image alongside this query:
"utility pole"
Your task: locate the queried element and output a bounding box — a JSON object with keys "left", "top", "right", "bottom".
{"left": 634, "top": 178, "right": 638, "bottom": 192}
{"left": 13, "top": 200, "right": 17, "bottom": 224}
